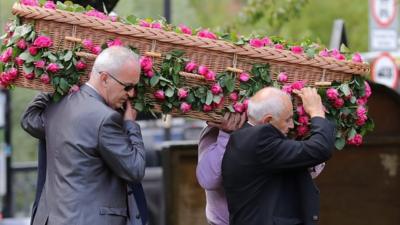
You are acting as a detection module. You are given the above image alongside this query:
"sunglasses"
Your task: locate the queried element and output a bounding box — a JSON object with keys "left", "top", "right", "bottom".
{"left": 100, "top": 71, "right": 135, "bottom": 92}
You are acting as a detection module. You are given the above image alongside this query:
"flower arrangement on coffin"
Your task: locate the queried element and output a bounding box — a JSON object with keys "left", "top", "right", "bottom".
{"left": 0, "top": 0, "right": 374, "bottom": 149}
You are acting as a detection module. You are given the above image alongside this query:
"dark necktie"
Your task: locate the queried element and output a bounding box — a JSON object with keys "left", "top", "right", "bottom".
{"left": 129, "top": 183, "right": 148, "bottom": 225}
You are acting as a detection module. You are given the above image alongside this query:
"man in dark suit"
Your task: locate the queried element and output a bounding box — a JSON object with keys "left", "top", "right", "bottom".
{"left": 222, "top": 87, "right": 335, "bottom": 225}
{"left": 20, "top": 46, "right": 147, "bottom": 225}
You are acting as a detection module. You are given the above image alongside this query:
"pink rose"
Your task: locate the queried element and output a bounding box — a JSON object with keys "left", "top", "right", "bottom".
{"left": 274, "top": 44, "right": 284, "bottom": 50}
{"left": 24, "top": 72, "right": 35, "bottom": 80}
{"left": 185, "top": 61, "right": 197, "bottom": 73}
{"left": 243, "top": 99, "right": 249, "bottom": 109}
{"left": 326, "top": 88, "right": 339, "bottom": 100}
{"left": 204, "top": 70, "right": 216, "bottom": 81}
{"left": 211, "top": 83, "right": 222, "bottom": 95}
{"left": 47, "top": 63, "right": 60, "bottom": 73}
{"left": 298, "top": 116, "right": 309, "bottom": 125}
{"left": 297, "top": 125, "right": 309, "bottom": 137}
{"left": 33, "top": 36, "right": 53, "bottom": 48}
{"left": 291, "top": 80, "right": 305, "bottom": 90}
{"left": 277, "top": 72, "right": 288, "bottom": 83}
{"left": 356, "top": 106, "right": 367, "bottom": 121}
{"left": 145, "top": 70, "right": 154, "bottom": 78}
{"left": 0, "top": 48, "right": 13, "bottom": 63}
{"left": 203, "top": 104, "right": 213, "bottom": 112}
{"left": 82, "top": 39, "right": 93, "bottom": 50}
{"left": 110, "top": 16, "right": 118, "bottom": 22}
{"left": 75, "top": 61, "right": 87, "bottom": 70}
{"left": 28, "top": 46, "right": 38, "bottom": 56}
{"left": 249, "top": 38, "right": 264, "bottom": 48}
{"left": 356, "top": 97, "right": 368, "bottom": 106}
{"left": 178, "top": 88, "right": 188, "bottom": 100}
{"left": 319, "top": 49, "right": 329, "bottom": 57}
{"left": 239, "top": 72, "right": 250, "bottom": 82}
{"left": 85, "top": 10, "right": 108, "bottom": 20}
{"left": 333, "top": 98, "right": 344, "bottom": 109}
{"left": 154, "top": 90, "right": 165, "bottom": 101}
{"left": 34, "top": 60, "right": 46, "bottom": 69}
{"left": 233, "top": 102, "right": 245, "bottom": 113}
{"left": 139, "top": 20, "right": 151, "bottom": 28}
{"left": 282, "top": 85, "right": 292, "bottom": 94}
{"left": 179, "top": 24, "right": 192, "bottom": 35}
{"left": 262, "top": 37, "right": 272, "bottom": 46}
{"left": 352, "top": 53, "right": 363, "bottom": 63}
{"left": 291, "top": 46, "right": 303, "bottom": 54}
{"left": 20, "top": 0, "right": 39, "bottom": 6}
{"left": 347, "top": 134, "right": 363, "bottom": 146}
{"left": 180, "top": 102, "right": 192, "bottom": 113}
{"left": 40, "top": 74, "right": 50, "bottom": 84}
{"left": 91, "top": 46, "right": 102, "bottom": 55}
{"left": 16, "top": 39, "right": 27, "bottom": 50}
{"left": 335, "top": 53, "right": 345, "bottom": 61}
{"left": 7, "top": 68, "right": 18, "bottom": 79}
{"left": 364, "top": 81, "right": 371, "bottom": 98}
{"left": 356, "top": 118, "right": 366, "bottom": 126}
{"left": 197, "top": 29, "right": 217, "bottom": 40}
{"left": 296, "top": 105, "right": 306, "bottom": 116}
{"left": 229, "top": 92, "right": 239, "bottom": 101}
{"left": 69, "top": 84, "right": 80, "bottom": 94}
{"left": 140, "top": 56, "right": 153, "bottom": 72}
{"left": 198, "top": 65, "right": 209, "bottom": 76}
{"left": 330, "top": 49, "right": 340, "bottom": 57}
{"left": 15, "top": 57, "right": 24, "bottom": 66}
{"left": 43, "top": 1, "right": 56, "bottom": 9}
{"left": 151, "top": 22, "right": 162, "bottom": 29}
{"left": 106, "top": 38, "right": 123, "bottom": 47}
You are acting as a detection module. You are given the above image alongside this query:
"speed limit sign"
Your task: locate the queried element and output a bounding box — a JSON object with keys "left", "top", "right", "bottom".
{"left": 371, "top": 0, "right": 397, "bottom": 27}
{"left": 371, "top": 52, "right": 399, "bottom": 88}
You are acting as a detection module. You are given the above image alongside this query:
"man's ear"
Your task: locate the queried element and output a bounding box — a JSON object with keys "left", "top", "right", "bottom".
{"left": 261, "top": 114, "right": 273, "bottom": 124}
{"left": 99, "top": 72, "right": 108, "bottom": 84}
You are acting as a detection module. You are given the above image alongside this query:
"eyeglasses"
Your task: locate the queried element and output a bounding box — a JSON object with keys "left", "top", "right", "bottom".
{"left": 100, "top": 71, "right": 135, "bottom": 92}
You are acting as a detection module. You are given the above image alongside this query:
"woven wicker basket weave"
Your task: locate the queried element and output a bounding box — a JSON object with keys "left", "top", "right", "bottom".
{"left": 11, "top": 3, "right": 370, "bottom": 122}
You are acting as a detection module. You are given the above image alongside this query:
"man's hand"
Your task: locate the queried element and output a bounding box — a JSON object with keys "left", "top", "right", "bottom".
{"left": 293, "top": 87, "right": 325, "bottom": 118}
{"left": 123, "top": 101, "right": 137, "bottom": 121}
{"left": 207, "top": 112, "right": 247, "bottom": 133}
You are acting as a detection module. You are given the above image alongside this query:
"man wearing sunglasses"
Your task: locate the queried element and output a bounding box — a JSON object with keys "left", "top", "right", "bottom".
{"left": 21, "top": 46, "right": 147, "bottom": 225}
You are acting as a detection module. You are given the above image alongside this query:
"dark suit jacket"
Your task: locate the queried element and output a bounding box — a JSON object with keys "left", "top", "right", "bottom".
{"left": 20, "top": 85, "right": 146, "bottom": 225}
{"left": 222, "top": 117, "right": 335, "bottom": 225}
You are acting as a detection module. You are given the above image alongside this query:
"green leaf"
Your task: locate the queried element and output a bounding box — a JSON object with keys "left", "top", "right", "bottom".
{"left": 348, "top": 128, "right": 357, "bottom": 139}
{"left": 339, "top": 83, "right": 351, "bottom": 96}
{"left": 59, "top": 78, "right": 70, "bottom": 92}
{"left": 134, "top": 102, "right": 144, "bottom": 111}
{"left": 18, "top": 51, "right": 33, "bottom": 61}
{"left": 165, "top": 87, "right": 174, "bottom": 97}
{"left": 335, "top": 137, "right": 345, "bottom": 150}
{"left": 171, "top": 49, "right": 185, "bottom": 58}
{"left": 22, "top": 64, "right": 33, "bottom": 74}
{"left": 206, "top": 90, "right": 213, "bottom": 105}
{"left": 56, "top": 1, "right": 67, "bottom": 10}
{"left": 39, "top": 0, "right": 47, "bottom": 5}
{"left": 150, "top": 75, "right": 160, "bottom": 87}
{"left": 340, "top": 44, "right": 351, "bottom": 53}
{"left": 225, "top": 76, "right": 235, "bottom": 93}
{"left": 126, "top": 15, "right": 137, "bottom": 25}
{"left": 305, "top": 48, "right": 316, "bottom": 58}
{"left": 52, "top": 76, "right": 60, "bottom": 86}
{"left": 85, "top": 4, "right": 94, "bottom": 11}
{"left": 73, "top": 5, "right": 85, "bottom": 13}
{"left": 227, "top": 105, "right": 235, "bottom": 112}
{"left": 64, "top": 51, "right": 73, "bottom": 62}
{"left": 213, "top": 94, "right": 222, "bottom": 103}
{"left": 186, "top": 93, "right": 195, "bottom": 103}
{"left": 34, "top": 68, "right": 43, "bottom": 77}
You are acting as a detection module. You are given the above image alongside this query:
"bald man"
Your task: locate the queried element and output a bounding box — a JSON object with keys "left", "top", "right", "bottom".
{"left": 222, "top": 87, "right": 335, "bottom": 225}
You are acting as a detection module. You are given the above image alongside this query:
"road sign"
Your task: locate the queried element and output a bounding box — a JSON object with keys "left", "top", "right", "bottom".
{"left": 369, "top": 0, "right": 398, "bottom": 51}
{"left": 371, "top": 52, "right": 399, "bottom": 88}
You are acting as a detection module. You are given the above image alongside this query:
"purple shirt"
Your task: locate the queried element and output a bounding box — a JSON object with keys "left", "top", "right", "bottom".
{"left": 197, "top": 126, "right": 230, "bottom": 225}
{"left": 196, "top": 125, "right": 326, "bottom": 225}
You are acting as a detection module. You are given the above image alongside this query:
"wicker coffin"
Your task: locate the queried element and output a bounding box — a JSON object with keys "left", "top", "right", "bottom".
{"left": 10, "top": 3, "right": 370, "bottom": 122}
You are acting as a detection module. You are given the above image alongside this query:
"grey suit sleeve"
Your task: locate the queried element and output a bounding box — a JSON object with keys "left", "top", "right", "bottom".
{"left": 20, "top": 93, "right": 52, "bottom": 139}
{"left": 98, "top": 112, "right": 146, "bottom": 183}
